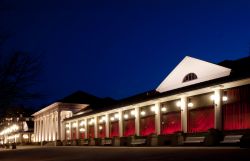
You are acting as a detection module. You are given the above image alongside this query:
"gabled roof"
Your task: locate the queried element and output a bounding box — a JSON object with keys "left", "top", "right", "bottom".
{"left": 52, "top": 56, "right": 250, "bottom": 122}
{"left": 219, "top": 56, "right": 250, "bottom": 77}
{"left": 156, "top": 56, "right": 232, "bottom": 93}
{"left": 57, "top": 91, "right": 101, "bottom": 104}
{"left": 33, "top": 91, "right": 116, "bottom": 116}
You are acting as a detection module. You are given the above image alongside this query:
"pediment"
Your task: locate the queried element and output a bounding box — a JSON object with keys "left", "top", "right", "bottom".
{"left": 156, "top": 56, "right": 231, "bottom": 93}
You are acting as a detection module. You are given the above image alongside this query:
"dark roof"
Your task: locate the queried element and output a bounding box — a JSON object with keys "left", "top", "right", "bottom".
{"left": 57, "top": 91, "right": 102, "bottom": 104}
{"left": 65, "top": 56, "right": 250, "bottom": 121}
{"left": 218, "top": 56, "right": 250, "bottom": 77}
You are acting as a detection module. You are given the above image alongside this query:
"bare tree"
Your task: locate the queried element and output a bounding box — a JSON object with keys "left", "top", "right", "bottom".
{"left": 0, "top": 1, "right": 43, "bottom": 114}
{"left": 0, "top": 52, "right": 42, "bottom": 110}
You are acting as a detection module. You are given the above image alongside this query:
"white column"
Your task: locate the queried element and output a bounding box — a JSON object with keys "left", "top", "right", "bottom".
{"left": 94, "top": 116, "right": 98, "bottom": 138}
{"left": 181, "top": 96, "right": 188, "bottom": 133}
{"left": 105, "top": 114, "right": 109, "bottom": 138}
{"left": 34, "top": 120, "right": 37, "bottom": 142}
{"left": 50, "top": 114, "right": 52, "bottom": 141}
{"left": 118, "top": 110, "right": 123, "bottom": 137}
{"left": 214, "top": 89, "right": 222, "bottom": 130}
{"left": 43, "top": 116, "right": 47, "bottom": 141}
{"left": 36, "top": 120, "right": 38, "bottom": 142}
{"left": 135, "top": 106, "right": 140, "bottom": 136}
{"left": 48, "top": 115, "right": 51, "bottom": 141}
{"left": 39, "top": 118, "right": 42, "bottom": 142}
{"left": 43, "top": 116, "right": 46, "bottom": 141}
{"left": 46, "top": 115, "right": 49, "bottom": 141}
{"left": 48, "top": 114, "right": 51, "bottom": 141}
{"left": 50, "top": 114, "right": 53, "bottom": 141}
{"left": 76, "top": 121, "right": 79, "bottom": 139}
{"left": 57, "top": 110, "right": 62, "bottom": 140}
{"left": 68, "top": 122, "right": 71, "bottom": 140}
{"left": 155, "top": 102, "right": 161, "bottom": 135}
{"left": 84, "top": 119, "right": 87, "bottom": 139}
{"left": 52, "top": 113, "right": 56, "bottom": 141}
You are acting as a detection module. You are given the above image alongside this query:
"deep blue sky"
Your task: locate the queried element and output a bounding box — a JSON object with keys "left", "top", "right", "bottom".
{"left": 1, "top": 0, "right": 250, "bottom": 107}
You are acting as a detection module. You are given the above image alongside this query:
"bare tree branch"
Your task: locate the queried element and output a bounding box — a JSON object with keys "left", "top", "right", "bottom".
{"left": 0, "top": 52, "right": 42, "bottom": 109}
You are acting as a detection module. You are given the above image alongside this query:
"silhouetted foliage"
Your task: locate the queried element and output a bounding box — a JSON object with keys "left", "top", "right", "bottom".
{"left": 0, "top": 52, "right": 42, "bottom": 110}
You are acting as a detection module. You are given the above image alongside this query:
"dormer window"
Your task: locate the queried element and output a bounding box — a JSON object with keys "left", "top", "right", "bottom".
{"left": 182, "top": 73, "right": 197, "bottom": 83}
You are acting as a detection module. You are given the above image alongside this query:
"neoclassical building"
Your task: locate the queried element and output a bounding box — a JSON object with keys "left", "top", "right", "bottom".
{"left": 32, "top": 92, "right": 114, "bottom": 142}
{"left": 33, "top": 56, "right": 250, "bottom": 145}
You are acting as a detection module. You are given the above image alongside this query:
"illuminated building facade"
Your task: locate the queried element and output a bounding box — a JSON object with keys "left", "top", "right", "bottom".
{"left": 33, "top": 56, "right": 250, "bottom": 146}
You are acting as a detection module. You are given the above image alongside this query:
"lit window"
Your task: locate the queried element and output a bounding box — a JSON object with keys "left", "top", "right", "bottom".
{"left": 182, "top": 73, "right": 198, "bottom": 83}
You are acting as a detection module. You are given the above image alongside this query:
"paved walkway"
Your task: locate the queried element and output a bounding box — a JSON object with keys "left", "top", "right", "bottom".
{"left": 0, "top": 146, "right": 249, "bottom": 161}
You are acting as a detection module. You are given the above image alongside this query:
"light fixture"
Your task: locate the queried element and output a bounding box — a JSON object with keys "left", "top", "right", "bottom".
{"left": 176, "top": 101, "right": 181, "bottom": 107}
{"left": 124, "top": 114, "right": 128, "bottom": 119}
{"left": 188, "top": 102, "right": 193, "bottom": 107}
{"left": 102, "top": 116, "right": 106, "bottom": 120}
{"left": 99, "top": 126, "right": 103, "bottom": 130}
{"left": 66, "top": 130, "right": 70, "bottom": 134}
{"left": 114, "top": 113, "right": 119, "bottom": 119}
{"left": 130, "top": 110, "right": 135, "bottom": 115}
{"left": 222, "top": 96, "right": 228, "bottom": 102}
{"left": 210, "top": 94, "right": 215, "bottom": 101}
{"left": 72, "top": 122, "right": 77, "bottom": 128}
{"left": 65, "top": 124, "right": 70, "bottom": 128}
{"left": 80, "top": 121, "right": 85, "bottom": 126}
{"left": 161, "top": 107, "right": 167, "bottom": 112}
{"left": 187, "top": 98, "right": 193, "bottom": 107}
{"left": 99, "top": 119, "right": 104, "bottom": 123}
{"left": 23, "top": 134, "right": 29, "bottom": 139}
{"left": 140, "top": 111, "right": 146, "bottom": 116}
{"left": 88, "top": 120, "right": 93, "bottom": 125}
{"left": 110, "top": 117, "right": 115, "bottom": 121}
{"left": 79, "top": 128, "right": 85, "bottom": 132}
{"left": 150, "top": 106, "right": 156, "bottom": 112}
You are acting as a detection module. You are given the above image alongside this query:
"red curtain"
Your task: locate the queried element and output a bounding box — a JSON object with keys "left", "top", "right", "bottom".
{"left": 188, "top": 106, "right": 214, "bottom": 133}
{"left": 71, "top": 128, "right": 76, "bottom": 140}
{"left": 140, "top": 115, "right": 155, "bottom": 136}
{"left": 98, "top": 124, "right": 106, "bottom": 138}
{"left": 80, "top": 132, "right": 85, "bottom": 139}
{"left": 161, "top": 111, "right": 181, "bottom": 134}
{"left": 110, "top": 121, "right": 119, "bottom": 137}
{"left": 223, "top": 86, "right": 250, "bottom": 130}
{"left": 124, "top": 119, "right": 135, "bottom": 136}
{"left": 88, "top": 126, "right": 95, "bottom": 138}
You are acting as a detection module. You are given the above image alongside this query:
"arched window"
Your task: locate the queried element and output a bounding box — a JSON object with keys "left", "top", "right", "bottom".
{"left": 182, "top": 73, "right": 197, "bottom": 83}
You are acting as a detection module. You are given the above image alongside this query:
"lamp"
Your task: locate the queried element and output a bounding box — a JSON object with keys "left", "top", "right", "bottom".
{"left": 124, "top": 114, "right": 128, "bottom": 119}
{"left": 114, "top": 113, "right": 119, "bottom": 119}
{"left": 79, "top": 128, "right": 85, "bottom": 132}
{"left": 150, "top": 106, "right": 156, "bottom": 112}
{"left": 210, "top": 94, "right": 215, "bottom": 101}
{"left": 161, "top": 107, "right": 167, "bottom": 112}
{"left": 222, "top": 91, "right": 228, "bottom": 102}
{"left": 72, "top": 122, "right": 77, "bottom": 128}
{"left": 102, "top": 116, "right": 106, "bottom": 120}
{"left": 140, "top": 111, "right": 146, "bottom": 116}
{"left": 187, "top": 98, "right": 193, "bottom": 107}
{"left": 176, "top": 101, "right": 181, "bottom": 107}
{"left": 80, "top": 121, "right": 85, "bottom": 126}
{"left": 222, "top": 96, "right": 228, "bottom": 101}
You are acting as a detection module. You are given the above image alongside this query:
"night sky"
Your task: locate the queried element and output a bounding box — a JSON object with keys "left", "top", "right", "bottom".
{"left": 1, "top": 0, "right": 250, "bottom": 107}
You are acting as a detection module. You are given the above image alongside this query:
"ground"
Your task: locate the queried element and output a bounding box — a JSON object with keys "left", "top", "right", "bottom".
{"left": 0, "top": 146, "right": 250, "bottom": 161}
